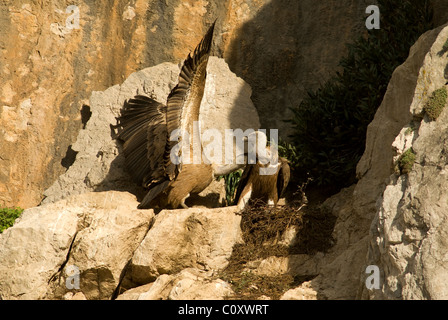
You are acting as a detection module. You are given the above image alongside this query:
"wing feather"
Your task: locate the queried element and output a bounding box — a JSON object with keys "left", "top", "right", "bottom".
{"left": 117, "top": 95, "right": 167, "bottom": 187}
{"left": 276, "top": 158, "right": 290, "bottom": 200}
{"left": 117, "top": 21, "right": 216, "bottom": 209}
{"left": 164, "top": 21, "right": 216, "bottom": 179}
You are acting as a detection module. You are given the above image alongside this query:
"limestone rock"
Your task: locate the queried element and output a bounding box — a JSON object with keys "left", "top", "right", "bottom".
{"left": 0, "top": 0, "right": 386, "bottom": 209}
{"left": 0, "top": 191, "right": 154, "bottom": 300}
{"left": 301, "top": 23, "right": 448, "bottom": 300}
{"left": 127, "top": 206, "right": 243, "bottom": 286}
{"left": 63, "top": 292, "right": 87, "bottom": 300}
{"left": 280, "top": 281, "right": 318, "bottom": 300}
{"left": 42, "top": 57, "right": 259, "bottom": 207}
{"left": 361, "top": 24, "right": 448, "bottom": 300}
{"left": 0, "top": 197, "right": 80, "bottom": 299}
{"left": 117, "top": 268, "right": 233, "bottom": 300}
{"left": 251, "top": 254, "right": 323, "bottom": 278}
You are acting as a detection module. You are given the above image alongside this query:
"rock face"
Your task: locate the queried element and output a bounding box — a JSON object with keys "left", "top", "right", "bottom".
{"left": 0, "top": 191, "right": 154, "bottom": 300}
{"left": 0, "top": 0, "right": 376, "bottom": 209}
{"left": 0, "top": 56, "right": 253, "bottom": 301}
{"left": 41, "top": 56, "right": 259, "bottom": 206}
{"left": 0, "top": 191, "right": 242, "bottom": 300}
{"left": 361, "top": 24, "right": 448, "bottom": 300}
{"left": 127, "top": 207, "right": 242, "bottom": 286}
{"left": 305, "top": 24, "right": 448, "bottom": 300}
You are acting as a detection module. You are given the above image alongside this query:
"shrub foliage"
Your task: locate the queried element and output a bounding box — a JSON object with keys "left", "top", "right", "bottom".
{"left": 423, "top": 87, "right": 448, "bottom": 120}
{"left": 289, "top": 0, "right": 433, "bottom": 187}
{"left": 396, "top": 148, "right": 416, "bottom": 175}
{"left": 0, "top": 207, "right": 23, "bottom": 233}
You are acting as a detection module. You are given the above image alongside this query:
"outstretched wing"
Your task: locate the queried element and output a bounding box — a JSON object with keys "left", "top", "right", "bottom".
{"left": 117, "top": 22, "right": 216, "bottom": 209}
{"left": 164, "top": 21, "right": 216, "bottom": 179}
{"left": 117, "top": 95, "right": 167, "bottom": 187}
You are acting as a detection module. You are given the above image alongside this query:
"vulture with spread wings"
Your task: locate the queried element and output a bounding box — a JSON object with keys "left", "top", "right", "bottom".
{"left": 117, "top": 22, "right": 217, "bottom": 209}
{"left": 117, "top": 22, "right": 290, "bottom": 210}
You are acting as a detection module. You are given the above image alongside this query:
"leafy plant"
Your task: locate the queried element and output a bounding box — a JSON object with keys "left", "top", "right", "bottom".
{"left": 0, "top": 207, "right": 23, "bottom": 233}
{"left": 396, "top": 148, "right": 416, "bottom": 175}
{"left": 216, "top": 170, "right": 243, "bottom": 206}
{"left": 423, "top": 87, "right": 447, "bottom": 120}
{"left": 288, "top": 0, "right": 433, "bottom": 187}
{"left": 277, "top": 138, "right": 299, "bottom": 169}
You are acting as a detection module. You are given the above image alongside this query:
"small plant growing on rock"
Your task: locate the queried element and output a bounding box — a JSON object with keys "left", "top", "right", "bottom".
{"left": 396, "top": 148, "right": 416, "bottom": 175}
{"left": 423, "top": 87, "right": 448, "bottom": 120}
{"left": 216, "top": 170, "right": 243, "bottom": 206}
{"left": 0, "top": 207, "right": 23, "bottom": 233}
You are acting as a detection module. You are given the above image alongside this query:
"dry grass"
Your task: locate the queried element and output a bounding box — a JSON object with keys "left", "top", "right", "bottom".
{"left": 219, "top": 185, "right": 336, "bottom": 300}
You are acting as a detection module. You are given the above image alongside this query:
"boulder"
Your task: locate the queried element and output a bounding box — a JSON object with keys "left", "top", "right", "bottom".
{"left": 42, "top": 56, "right": 259, "bottom": 207}
{"left": 280, "top": 281, "right": 318, "bottom": 300}
{"left": 117, "top": 268, "right": 234, "bottom": 300}
{"left": 126, "top": 206, "right": 243, "bottom": 286}
{"left": 0, "top": 191, "right": 154, "bottom": 300}
{"left": 0, "top": 196, "right": 80, "bottom": 299}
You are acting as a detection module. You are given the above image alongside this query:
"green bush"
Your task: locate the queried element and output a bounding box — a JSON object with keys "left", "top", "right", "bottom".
{"left": 423, "top": 87, "right": 447, "bottom": 120}
{"left": 277, "top": 138, "right": 299, "bottom": 170}
{"left": 289, "top": 0, "right": 433, "bottom": 187}
{"left": 0, "top": 207, "right": 23, "bottom": 233}
{"left": 396, "top": 148, "right": 416, "bottom": 175}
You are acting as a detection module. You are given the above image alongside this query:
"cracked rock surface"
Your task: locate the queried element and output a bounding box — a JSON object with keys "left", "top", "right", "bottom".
{"left": 0, "top": 191, "right": 154, "bottom": 300}
{"left": 0, "top": 191, "right": 243, "bottom": 300}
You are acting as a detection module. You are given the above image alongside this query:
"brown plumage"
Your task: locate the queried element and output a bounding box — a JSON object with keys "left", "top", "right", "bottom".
{"left": 116, "top": 22, "right": 216, "bottom": 209}
{"left": 234, "top": 154, "right": 290, "bottom": 210}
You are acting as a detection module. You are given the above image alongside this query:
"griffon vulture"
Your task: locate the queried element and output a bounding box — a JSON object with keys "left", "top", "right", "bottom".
{"left": 234, "top": 143, "right": 290, "bottom": 210}
{"left": 116, "top": 22, "right": 217, "bottom": 209}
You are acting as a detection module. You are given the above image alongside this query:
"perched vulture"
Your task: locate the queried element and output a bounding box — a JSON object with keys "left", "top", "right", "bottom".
{"left": 234, "top": 145, "right": 290, "bottom": 210}
{"left": 117, "top": 22, "right": 217, "bottom": 209}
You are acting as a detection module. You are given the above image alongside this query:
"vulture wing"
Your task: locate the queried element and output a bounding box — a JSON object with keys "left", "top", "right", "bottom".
{"left": 276, "top": 158, "right": 290, "bottom": 200}
{"left": 164, "top": 21, "right": 215, "bottom": 179}
{"left": 117, "top": 95, "right": 167, "bottom": 187}
{"left": 117, "top": 21, "right": 216, "bottom": 209}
